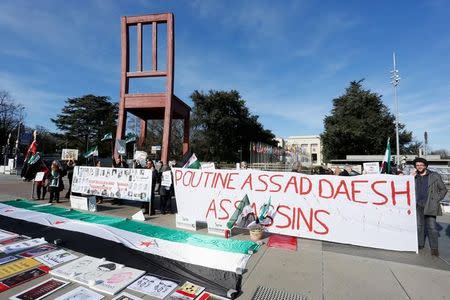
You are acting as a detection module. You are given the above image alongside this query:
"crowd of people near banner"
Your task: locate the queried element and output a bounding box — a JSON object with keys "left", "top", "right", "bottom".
{"left": 16, "top": 131, "right": 449, "bottom": 257}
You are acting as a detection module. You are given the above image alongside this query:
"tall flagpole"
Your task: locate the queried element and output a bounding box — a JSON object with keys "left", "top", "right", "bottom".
{"left": 390, "top": 52, "right": 401, "bottom": 166}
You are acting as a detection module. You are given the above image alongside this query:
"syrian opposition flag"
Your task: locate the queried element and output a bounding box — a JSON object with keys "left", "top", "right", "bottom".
{"left": 83, "top": 146, "right": 98, "bottom": 158}
{"left": 101, "top": 132, "right": 113, "bottom": 141}
{"left": 125, "top": 132, "right": 138, "bottom": 144}
{"left": 183, "top": 153, "right": 201, "bottom": 169}
{"left": 226, "top": 194, "right": 255, "bottom": 229}
{"left": 0, "top": 200, "right": 259, "bottom": 298}
{"left": 380, "top": 138, "right": 391, "bottom": 174}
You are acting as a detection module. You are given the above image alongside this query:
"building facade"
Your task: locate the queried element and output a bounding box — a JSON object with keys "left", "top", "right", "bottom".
{"left": 284, "top": 135, "right": 323, "bottom": 166}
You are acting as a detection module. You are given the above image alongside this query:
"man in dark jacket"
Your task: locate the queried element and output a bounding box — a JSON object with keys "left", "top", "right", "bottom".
{"left": 414, "top": 157, "right": 447, "bottom": 256}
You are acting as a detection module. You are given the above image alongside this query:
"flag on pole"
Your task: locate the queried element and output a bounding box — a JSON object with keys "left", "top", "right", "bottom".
{"left": 125, "top": 132, "right": 138, "bottom": 144}
{"left": 83, "top": 146, "right": 98, "bottom": 158}
{"left": 227, "top": 194, "right": 253, "bottom": 229}
{"left": 380, "top": 138, "right": 391, "bottom": 174}
{"left": 183, "top": 153, "right": 201, "bottom": 169}
{"left": 101, "top": 132, "right": 113, "bottom": 141}
{"left": 115, "top": 139, "right": 126, "bottom": 155}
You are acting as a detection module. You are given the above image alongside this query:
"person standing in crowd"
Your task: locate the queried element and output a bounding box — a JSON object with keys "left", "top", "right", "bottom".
{"left": 112, "top": 155, "right": 128, "bottom": 168}
{"left": 64, "top": 159, "right": 76, "bottom": 199}
{"left": 48, "top": 161, "right": 64, "bottom": 203}
{"left": 142, "top": 159, "right": 158, "bottom": 215}
{"left": 414, "top": 157, "right": 447, "bottom": 256}
{"left": 159, "top": 164, "right": 174, "bottom": 214}
{"left": 36, "top": 161, "right": 49, "bottom": 200}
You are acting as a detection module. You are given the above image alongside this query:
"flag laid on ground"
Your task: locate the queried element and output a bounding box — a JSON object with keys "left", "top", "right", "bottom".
{"left": 183, "top": 153, "right": 201, "bottom": 169}
{"left": 125, "top": 133, "right": 138, "bottom": 144}
{"left": 83, "top": 146, "right": 98, "bottom": 158}
{"left": 0, "top": 200, "right": 260, "bottom": 298}
{"left": 380, "top": 138, "right": 391, "bottom": 174}
{"left": 101, "top": 132, "right": 113, "bottom": 141}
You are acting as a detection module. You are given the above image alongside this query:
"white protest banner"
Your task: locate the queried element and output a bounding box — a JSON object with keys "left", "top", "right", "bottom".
{"left": 35, "top": 172, "right": 45, "bottom": 182}
{"left": 363, "top": 162, "right": 380, "bottom": 174}
{"left": 61, "top": 149, "right": 79, "bottom": 161}
{"left": 175, "top": 214, "right": 197, "bottom": 231}
{"left": 201, "top": 162, "right": 216, "bottom": 170}
{"left": 161, "top": 171, "right": 172, "bottom": 187}
{"left": 71, "top": 166, "right": 153, "bottom": 202}
{"left": 172, "top": 168, "right": 418, "bottom": 251}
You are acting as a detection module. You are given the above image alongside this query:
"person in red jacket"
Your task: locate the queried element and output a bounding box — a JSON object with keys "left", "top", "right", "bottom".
{"left": 36, "top": 162, "right": 50, "bottom": 200}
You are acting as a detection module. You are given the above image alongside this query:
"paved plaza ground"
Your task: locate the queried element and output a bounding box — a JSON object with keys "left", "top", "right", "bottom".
{"left": 1, "top": 174, "right": 450, "bottom": 299}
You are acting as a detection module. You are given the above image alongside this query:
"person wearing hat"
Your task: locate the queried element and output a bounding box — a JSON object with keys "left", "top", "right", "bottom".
{"left": 413, "top": 157, "right": 447, "bottom": 256}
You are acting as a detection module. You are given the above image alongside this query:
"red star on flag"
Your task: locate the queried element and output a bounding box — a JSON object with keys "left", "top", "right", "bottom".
{"left": 54, "top": 220, "right": 65, "bottom": 225}
{"left": 140, "top": 241, "right": 155, "bottom": 247}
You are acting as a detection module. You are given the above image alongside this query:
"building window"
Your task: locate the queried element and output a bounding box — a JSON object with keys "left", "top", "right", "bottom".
{"left": 311, "top": 143, "right": 318, "bottom": 153}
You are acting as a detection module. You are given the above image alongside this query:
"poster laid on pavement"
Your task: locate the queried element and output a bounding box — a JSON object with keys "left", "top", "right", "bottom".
{"left": 50, "top": 256, "right": 102, "bottom": 279}
{"left": 111, "top": 292, "right": 143, "bottom": 300}
{"left": 0, "top": 236, "right": 28, "bottom": 245}
{"left": 128, "top": 274, "right": 179, "bottom": 299}
{"left": 0, "top": 265, "right": 50, "bottom": 292}
{"left": 0, "top": 255, "right": 19, "bottom": 265}
{"left": 10, "top": 277, "right": 70, "bottom": 300}
{"left": 0, "top": 258, "right": 41, "bottom": 280}
{"left": 54, "top": 286, "right": 104, "bottom": 300}
{"left": 0, "top": 238, "right": 47, "bottom": 254}
{"left": 167, "top": 281, "right": 205, "bottom": 299}
{"left": 35, "top": 249, "right": 78, "bottom": 267}
{"left": 71, "top": 166, "right": 153, "bottom": 202}
{"left": 18, "top": 244, "right": 57, "bottom": 258}
{"left": 61, "top": 149, "right": 79, "bottom": 161}
{"left": 86, "top": 264, "right": 145, "bottom": 295}
{"left": 172, "top": 168, "right": 418, "bottom": 251}
{"left": 0, "top": 229, "right": 18, "bottom": 242}
{"left": 197, "top": 291, "right": 229, "bottom": 300}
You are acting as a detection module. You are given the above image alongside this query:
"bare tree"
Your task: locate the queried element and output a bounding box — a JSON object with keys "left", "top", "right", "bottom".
{"left": 1, "top": 90, "right": 24, "bottom": 152}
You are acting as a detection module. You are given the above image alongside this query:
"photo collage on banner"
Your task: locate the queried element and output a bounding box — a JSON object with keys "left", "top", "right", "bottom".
{"left": 71, "top": 166, "right": 153, "bottom": 202}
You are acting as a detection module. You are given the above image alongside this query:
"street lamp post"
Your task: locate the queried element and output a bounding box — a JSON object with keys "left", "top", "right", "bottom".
{"left": 390, "top": 52, "right": 401, "bottom": 166}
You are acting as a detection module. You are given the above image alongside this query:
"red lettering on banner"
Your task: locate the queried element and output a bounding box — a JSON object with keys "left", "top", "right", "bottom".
{"left": 297, "top": 208, "right": 313, "bottom": 232}
{"left": 213, "top": 173, "right": 229, "bottom": 189}
{"left": 205, "top": 199, "right": 217, "bottom": 219}
{"left": 219, "top": 199, "right": 231, "bottom": 220}
{"left": 240, "top": 174, "right": 253, "bottom": 190}
{"left": 183, "top": 171, "right": 193, "bottom": 186}
{"left": 371, "top": 181, "right": 388, "bottom": 205}
{"left": 319, "top": 179, "right": 334, "bottom": 198}
{"left": 351, "top": 180, "right": 368, "bottom": 204}
{"left": 256, "top": 174, "right": 269, "bottom": 192}
{"left": 269, "top": 175, "right": 283, "bottom": 192}
{"left": 391, "top": 181, "right": 411, "bottom": 206}
{"left": 227, "top": 172, "right": 238, "bottom": 190}
{"left": 314, "top": 210, "right": 330, "bottom": 235}
{"left": 299, "top": 176, "right": 312, "bottom": 195}
{"left": 191, "top": 172, "right": 203, "bottom": 187}
{"left": 275, "top": 205, "right": 291, "bottom": 229}
{"left": 333, "top": 180, "right": 351, "bottom": 201}
{"left": 203, "top": 172, "right": 214, "bottom": 187}
{"left": 174, "top": 170, "right": 182, "bottom": 184}
{"left": 284, "top": 176, "right": 298, "bottom": 194}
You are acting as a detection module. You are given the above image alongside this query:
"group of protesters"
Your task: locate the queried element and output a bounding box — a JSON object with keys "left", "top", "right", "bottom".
{"left": 31, "top": 154, "right": 176, "bottom": 216}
